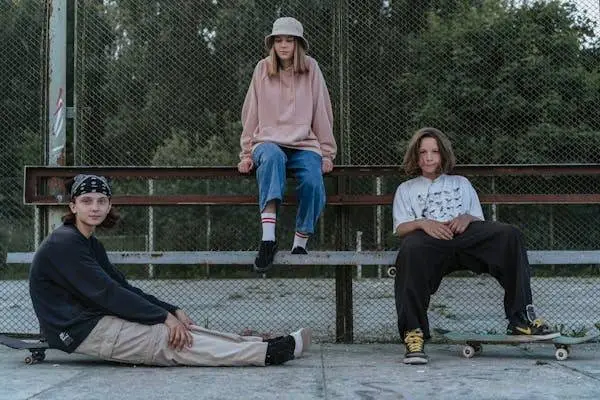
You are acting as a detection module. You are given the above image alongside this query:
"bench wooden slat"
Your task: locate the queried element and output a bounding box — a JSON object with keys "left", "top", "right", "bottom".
{"left": 21, "top": 193, "right": 600, "bottom": 206}
{"left": 7, "top": 251, "right": 600, "bottom": 265}
{"left": 23, "top": 164, "right": 600, "bottom": 205}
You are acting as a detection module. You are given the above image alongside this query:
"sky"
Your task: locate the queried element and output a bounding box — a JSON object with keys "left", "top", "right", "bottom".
{"left": 569, "top": 0, "right": 600, "bottom": 38}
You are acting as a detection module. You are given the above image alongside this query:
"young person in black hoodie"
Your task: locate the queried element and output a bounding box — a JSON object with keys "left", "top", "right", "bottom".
{"left": 29, "top": 174, "right": 311, "bottom": 366}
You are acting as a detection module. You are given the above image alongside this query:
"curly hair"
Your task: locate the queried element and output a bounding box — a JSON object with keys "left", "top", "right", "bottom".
{"left": 402, "top": 127, "right": 456, "bottom": 176}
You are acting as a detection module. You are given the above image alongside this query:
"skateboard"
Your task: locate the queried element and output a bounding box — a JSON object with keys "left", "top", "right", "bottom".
{"left": 444, "top": 331, "right": 599, "bottom": 361}
{"left": 0, "top": 334, "right": 49, "bottom": 364}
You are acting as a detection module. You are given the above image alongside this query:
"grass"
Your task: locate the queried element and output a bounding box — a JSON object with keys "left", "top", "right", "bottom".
{"left": 552, "top": 324, "right": 591, "bottom": 337}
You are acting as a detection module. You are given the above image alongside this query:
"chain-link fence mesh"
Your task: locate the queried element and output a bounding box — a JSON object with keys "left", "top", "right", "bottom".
{"left": 0, "top": 0, "right": 47, "bottom": 333}
{"left": 2, "top": 0, "right": 600, "bottom": 340}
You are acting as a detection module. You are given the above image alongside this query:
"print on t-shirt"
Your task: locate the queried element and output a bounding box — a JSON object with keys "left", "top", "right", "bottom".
{"left": 421, "top": 186, "right": 462, "bottom": 221}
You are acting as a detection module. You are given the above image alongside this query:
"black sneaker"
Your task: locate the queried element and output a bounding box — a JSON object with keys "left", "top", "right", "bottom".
{"left": 263, "top": 336, "right": 286, "bottom": 343}
{"left": 291, "top": 246, "right": 308, "bottom": 255}
{"left": 264, "top": 335, "right": 295, "bottom": 365}
{"left": 254, "top": 241, "right": 277, "bottom": 273}
{"left": 507, "top": 318, "right": 560, "bottom": 339}
{"left": 403, "top": 328, "right": 428, "bottom": 365}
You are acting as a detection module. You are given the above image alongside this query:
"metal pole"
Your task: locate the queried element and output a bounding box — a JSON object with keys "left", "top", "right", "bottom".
{"left": 205, "top": 181, "right": 211, "bottom": 278}
{"left": 46, "top": 0, "right": 68, "bottom": 235}
{"left": 148, "top": 179, "right": 155, "bottom": 278}
{"left": 376, "top": 176, "right": 383, "bottom": 278}
{"left": 34, "top": 207, "right": 41, "bottom": 250}
{"left": 355, "top": 231, "right": 362, "bottom": 279}
{"left": 333, "top": 0, "right": 352, "bottom": 344}
{"left": 72, "top": 0, "right": 79, "bottom": 162}
{"left": 491, "top": 176, "right": 497, "bottom": 222}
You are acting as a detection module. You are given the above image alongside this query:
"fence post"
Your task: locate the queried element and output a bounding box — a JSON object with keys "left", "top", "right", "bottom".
{"left": 376, "top": 176, "right": 383, "bottom": 278}
{"left": 45, "top": 0, "right": 68, "bottom": 237}
{"left": 356, "top": 231, "right": 362, "bottom": 279}
{"left": 333, "top": 0, "right": 353, "bottom": 344}
{"left": 205, "top": 181, "right": 211, "bottom": 278}
{"left": 491, "top": 176, "right": 497, "bottom": 222}
{"left": 148, "top": 179, "right": 155, "bottom": 279}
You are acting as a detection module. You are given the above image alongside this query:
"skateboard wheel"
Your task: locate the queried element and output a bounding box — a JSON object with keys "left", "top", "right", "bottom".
{"left": 473, "top": 344, "right": 483, "bottom": 355}
{"left": 555, "top": 348, "right": 569, "bottom": 361}
{"left": 33, "top": 352, "right": 46, "bottom": 362}
{"left": 462, "top": 345, "right": 475, "bottom": 359}
{"left": 24, "top": 356, "right": 34, "bottom": 365}
{"left": 387, "top": 267, "right": 397, "bottom": 278}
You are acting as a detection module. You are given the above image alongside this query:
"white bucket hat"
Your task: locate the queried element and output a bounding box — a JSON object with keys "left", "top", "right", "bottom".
{"left": 264, "top": 17, "right": 309, "bottom": 51}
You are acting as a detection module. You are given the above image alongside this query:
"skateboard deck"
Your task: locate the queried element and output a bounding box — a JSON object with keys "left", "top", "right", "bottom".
{"left": 0, "top": 334, "right": 49, "bottom": 364}
{"left": 444, "top": 331, "right": 599, "bottom": 360}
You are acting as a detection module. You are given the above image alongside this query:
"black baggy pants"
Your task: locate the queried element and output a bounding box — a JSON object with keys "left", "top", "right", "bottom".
{"left": 394, "top": 221, "right": 533, "bottom": 339}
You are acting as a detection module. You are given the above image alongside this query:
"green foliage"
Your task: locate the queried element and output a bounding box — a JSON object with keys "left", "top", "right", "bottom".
{"left": 3, "top": 0, "right": 600, "bottom": 279}
{"left": 1, "top": 0, "right": 44, "bottom": 255}
{"left": 393, "top": 0, "right": 600, "bottom": 163}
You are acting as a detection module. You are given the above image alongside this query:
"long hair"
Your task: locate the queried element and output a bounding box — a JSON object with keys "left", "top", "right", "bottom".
{"left": 61, "top": 177, "right": 120, "bottom": 229}
{"left": 61, "top": 207, "right": 120, "bottom": 229}
{"left": 402, "top": 127, "right": 456, "bottom": 176}
{"left": 266, "top": 37, "right": 308, "bottom": 77}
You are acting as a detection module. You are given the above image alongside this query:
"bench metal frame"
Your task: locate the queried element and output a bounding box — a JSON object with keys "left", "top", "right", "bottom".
{"left": 7, "top": 163, "right": 600, "bottom": 342}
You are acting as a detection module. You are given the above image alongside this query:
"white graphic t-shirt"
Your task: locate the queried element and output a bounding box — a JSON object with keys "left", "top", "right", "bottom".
{"left": 392, "top": 174, "right": 484, "bottom": 232}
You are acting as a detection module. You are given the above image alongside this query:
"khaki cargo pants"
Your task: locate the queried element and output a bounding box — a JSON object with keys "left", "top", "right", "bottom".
{"left": 75, "top": 316, "right": 268, "bottom": 366}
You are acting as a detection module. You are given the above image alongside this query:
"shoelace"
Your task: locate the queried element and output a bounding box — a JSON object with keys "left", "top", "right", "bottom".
{"left": 532, "top": 318, "right": 546, "bottom": 328}
{"left": 405, "top": 332, "right": 424, "bottom": 352}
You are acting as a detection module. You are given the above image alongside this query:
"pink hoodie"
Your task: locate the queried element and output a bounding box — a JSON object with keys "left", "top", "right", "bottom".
{"left": 239, "top": 56, "right": 336, "bottom": 162}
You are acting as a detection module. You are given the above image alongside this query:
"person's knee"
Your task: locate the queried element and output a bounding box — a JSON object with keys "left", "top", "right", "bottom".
{"left": 256, "top": 143, "right": 286, "bottom": 166}
{"left": 400, "top": 233, "right": 427, "bottom": 252}
{"left": 395, "top": 234, "right": 427, "bottom": 270}
{"left": 299, "top": 172, "right": 324, "bottom": 195}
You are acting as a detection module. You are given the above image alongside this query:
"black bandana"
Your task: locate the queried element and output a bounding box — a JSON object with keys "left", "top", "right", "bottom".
{"left": 71, "top": 174, "right": 112, "bottom": 198}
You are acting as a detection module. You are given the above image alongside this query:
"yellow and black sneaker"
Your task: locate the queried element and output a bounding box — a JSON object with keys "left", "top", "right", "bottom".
{"left": 403, "top": 328, "right": 428, "bottom": 365}
{"left": 507, "top": 318, "right": 560, "bottom": 339}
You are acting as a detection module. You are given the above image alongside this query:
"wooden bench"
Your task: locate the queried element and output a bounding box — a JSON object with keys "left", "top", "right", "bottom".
{"left": 7, "top": 163, "right": 600, "bottom": 342}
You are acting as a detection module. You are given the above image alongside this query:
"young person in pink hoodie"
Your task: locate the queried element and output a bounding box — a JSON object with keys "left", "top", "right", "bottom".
{"left": 237, "top": 17, "right": 337, "bottom": 273}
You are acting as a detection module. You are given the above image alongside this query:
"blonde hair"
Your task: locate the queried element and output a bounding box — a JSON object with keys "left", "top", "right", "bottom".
{"left": 402, "top": 127, "right": 456, "bottom": 176}
{"left": 266, "top": 37, "right": 308, "bottom": 77}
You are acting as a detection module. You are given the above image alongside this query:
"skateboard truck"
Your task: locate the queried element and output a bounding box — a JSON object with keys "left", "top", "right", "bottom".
{"left": 24, "top": 350, "right": 46, "bottom": 365}
{"left": 0, "top": 335, "right": 49, "bottom": 364}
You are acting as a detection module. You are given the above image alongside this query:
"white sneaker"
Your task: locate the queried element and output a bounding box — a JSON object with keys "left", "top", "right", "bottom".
{"left": 291, "top": 328, "right": 312, "bottom": 358}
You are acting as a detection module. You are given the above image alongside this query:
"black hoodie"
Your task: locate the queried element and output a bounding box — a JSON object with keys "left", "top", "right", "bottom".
{"left": 29, "top": 224, "right": 178, "bottom": 353}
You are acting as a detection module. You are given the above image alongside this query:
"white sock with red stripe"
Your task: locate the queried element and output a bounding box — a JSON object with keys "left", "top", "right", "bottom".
{"left": 292, "top": 231, "right": 309, "bottom": 250}
{"left": 261, "top": 213, "right": 277, "bottom": 241}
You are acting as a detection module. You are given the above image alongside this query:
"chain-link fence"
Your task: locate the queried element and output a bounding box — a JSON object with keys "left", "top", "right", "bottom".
{"left": 0, "top": 0, "right": 47, "bottom": 333}
{"left": 2, "top": 0, "right": 600, "bottom": 340}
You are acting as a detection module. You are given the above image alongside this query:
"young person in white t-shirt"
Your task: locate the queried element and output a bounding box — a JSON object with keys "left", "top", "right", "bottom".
{"left": 392, "top": 127, "right": 558, "bottom": 365}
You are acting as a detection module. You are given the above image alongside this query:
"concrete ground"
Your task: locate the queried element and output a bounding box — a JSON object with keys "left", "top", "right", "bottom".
{"left": 2, "top": 341, "right": 599, "bottom": 400}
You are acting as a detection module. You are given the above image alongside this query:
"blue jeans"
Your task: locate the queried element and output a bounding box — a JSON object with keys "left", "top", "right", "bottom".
{"left": 252, "top": 142, "right": 326, "bottom": 234}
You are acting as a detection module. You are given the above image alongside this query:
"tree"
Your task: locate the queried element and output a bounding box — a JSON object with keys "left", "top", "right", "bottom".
{"left": 0, "top": 0, "right": 45, "bottom": 259}
{"left": 393, "top": 0, "right": 600, "bottom": 163}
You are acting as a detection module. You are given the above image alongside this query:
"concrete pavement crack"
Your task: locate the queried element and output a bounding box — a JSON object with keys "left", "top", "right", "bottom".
{"left": 27, "top": 370, "right": 87, "bottom": 399}
{"left": 319, "top": 344, "right": 329, "bottom": 400}
{"left": 554, "top": 362, "right": 600, "bottom": 381}
{"left": 517, "top": 344, "right": 600, "bottom": 381}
